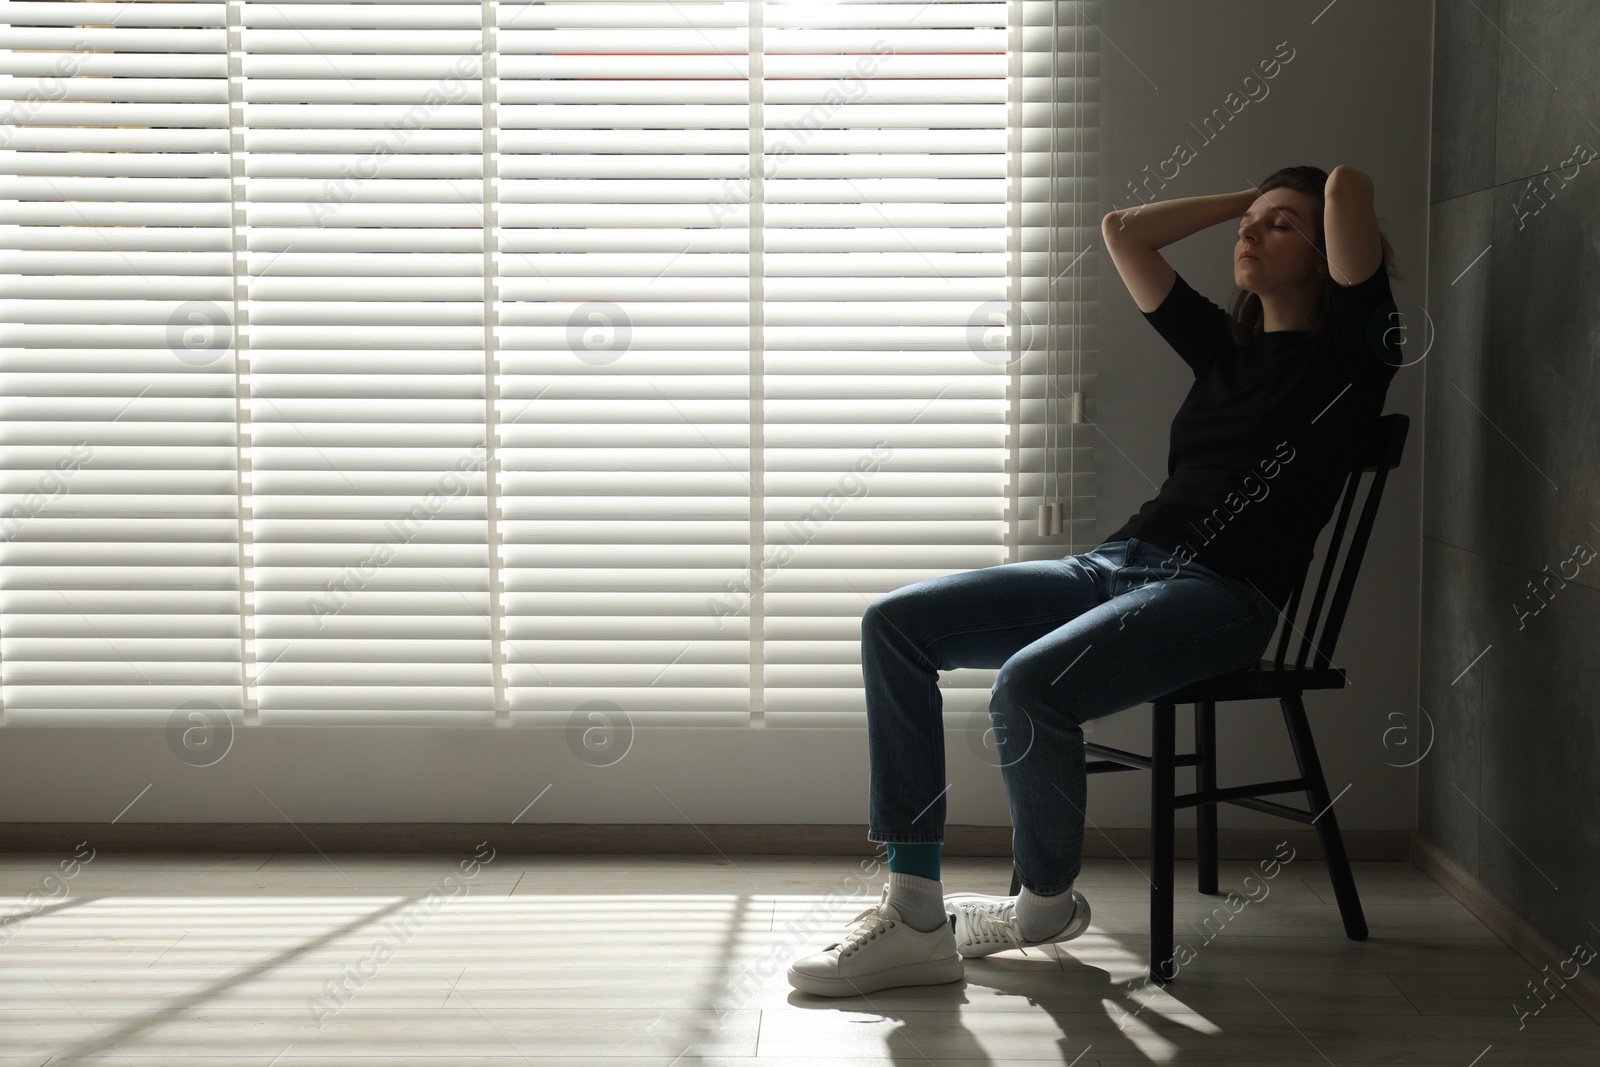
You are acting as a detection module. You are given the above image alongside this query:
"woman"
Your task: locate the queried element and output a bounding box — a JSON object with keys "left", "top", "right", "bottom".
{"left": 787, "top": 165, "right": 1404, "bottom": 997}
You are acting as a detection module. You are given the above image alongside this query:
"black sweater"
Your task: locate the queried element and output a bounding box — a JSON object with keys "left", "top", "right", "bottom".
{"left": 1105, "top": 265, "right": 1401, "bottom": 609}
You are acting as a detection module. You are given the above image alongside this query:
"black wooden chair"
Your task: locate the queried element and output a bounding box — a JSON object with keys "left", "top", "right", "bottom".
{"left": 1007, "top": 412, "right": 1410, "bottom": 984}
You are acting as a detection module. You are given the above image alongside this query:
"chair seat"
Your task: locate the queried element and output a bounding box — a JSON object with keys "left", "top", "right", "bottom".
{"left": 1157, "top": 659, "right": 1347, "bottom": 703}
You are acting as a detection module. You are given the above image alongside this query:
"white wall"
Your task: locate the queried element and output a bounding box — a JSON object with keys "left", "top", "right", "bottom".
{"left": 0, "top": 0, "right": 1433, "bottom": 837}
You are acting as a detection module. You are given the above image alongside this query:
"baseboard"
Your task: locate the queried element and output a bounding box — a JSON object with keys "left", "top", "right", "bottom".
{"left": 0, "top": 822, "right": 1411, "bottom": 860}
{"left": 1411, "top": 832, "right": 1600, "bottom": 1026}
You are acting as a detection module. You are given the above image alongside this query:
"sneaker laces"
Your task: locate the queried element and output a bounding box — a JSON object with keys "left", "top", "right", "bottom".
{"left": 829, "top": 884, "right": 901, "bottom": 957}
{"left": 955, "top": 897, "right": 1031, "bottom": 956}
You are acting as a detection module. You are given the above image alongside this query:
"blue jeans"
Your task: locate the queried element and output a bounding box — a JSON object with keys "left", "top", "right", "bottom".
{"left": 862, "top": 537, "right": 1281, "bottom": 895}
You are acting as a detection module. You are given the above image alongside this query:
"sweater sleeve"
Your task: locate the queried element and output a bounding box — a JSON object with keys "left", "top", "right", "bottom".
{"left": 1140, "top": 271, "right": 1234, "bottom": 378}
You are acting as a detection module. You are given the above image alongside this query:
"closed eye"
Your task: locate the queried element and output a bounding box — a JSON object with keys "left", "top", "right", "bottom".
{"left": 1240, "top": 219, "right": 1291, "bottom": 235}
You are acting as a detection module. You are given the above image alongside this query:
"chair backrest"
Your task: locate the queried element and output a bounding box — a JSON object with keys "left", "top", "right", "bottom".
{"left": 1269, "top": 412, "right": 1409, "bottom": 672}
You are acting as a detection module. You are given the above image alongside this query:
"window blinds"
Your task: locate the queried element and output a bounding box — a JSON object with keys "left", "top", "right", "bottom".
{"left": 0, "top": 0, "right": 1098, "bottom": 729}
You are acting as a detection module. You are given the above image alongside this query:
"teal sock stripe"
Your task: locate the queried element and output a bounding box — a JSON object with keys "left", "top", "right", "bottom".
{"left": 885, "top": 842, "right": 941, "bottom": 882}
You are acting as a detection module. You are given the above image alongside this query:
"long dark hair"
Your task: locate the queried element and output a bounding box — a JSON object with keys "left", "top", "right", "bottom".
{"left": 1227, "top": 165, "right": 1402, "bottom": 347}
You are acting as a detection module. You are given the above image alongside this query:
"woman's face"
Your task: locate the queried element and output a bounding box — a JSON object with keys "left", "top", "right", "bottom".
{"left": 1234, "top": 187, "right": 1326, "bottom": 291}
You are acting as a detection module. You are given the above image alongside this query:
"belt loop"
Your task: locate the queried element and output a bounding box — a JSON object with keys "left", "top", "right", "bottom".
{"left": 1112, "top": 538, "right": 1133, "bottom": 581}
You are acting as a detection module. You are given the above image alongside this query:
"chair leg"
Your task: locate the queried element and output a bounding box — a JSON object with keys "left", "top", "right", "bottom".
{"left": 1195, "top": 700, "right": 1218, "bottom": 895}
{"left": 1280, "top": 694, "right": 1368, "bottom": 941}
{"left": 1149, "top": 701, "right": 1176, "bottom": 983}
{"left": 1008, "top": 864, "right": 1020, "bottom": 896}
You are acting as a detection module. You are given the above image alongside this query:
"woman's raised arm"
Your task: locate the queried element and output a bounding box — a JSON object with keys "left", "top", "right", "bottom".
{"left": 1101, "top": 187, "right": 1258, "bottom": 314}
{"left": 1103, "top": 187, "right": 1260, "bottom": 250}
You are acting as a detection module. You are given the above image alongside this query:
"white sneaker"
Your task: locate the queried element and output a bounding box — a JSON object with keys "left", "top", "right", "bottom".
{"left": 945, "top": 889, "right": 1092, "bottom": 958}
{"left": 786, "top": 883, "right": 964, "bottom": 997}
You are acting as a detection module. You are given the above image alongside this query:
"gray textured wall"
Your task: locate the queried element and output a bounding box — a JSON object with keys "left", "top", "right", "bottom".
{"left": 1422, "top": 0, "right": 1600, "bottom": 955}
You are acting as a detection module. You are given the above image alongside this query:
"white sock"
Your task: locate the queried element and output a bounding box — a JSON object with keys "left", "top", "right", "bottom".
{"left": 886, "top": 871, "right": 947, "bottom": 932}
{"left": 1015, "top": 883, "right": 1076, "bottom": 942}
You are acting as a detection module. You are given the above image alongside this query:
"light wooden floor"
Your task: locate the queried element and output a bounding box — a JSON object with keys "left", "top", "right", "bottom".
{"left": 2, "top": 851, "right": 1596, "bottom": 1065}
